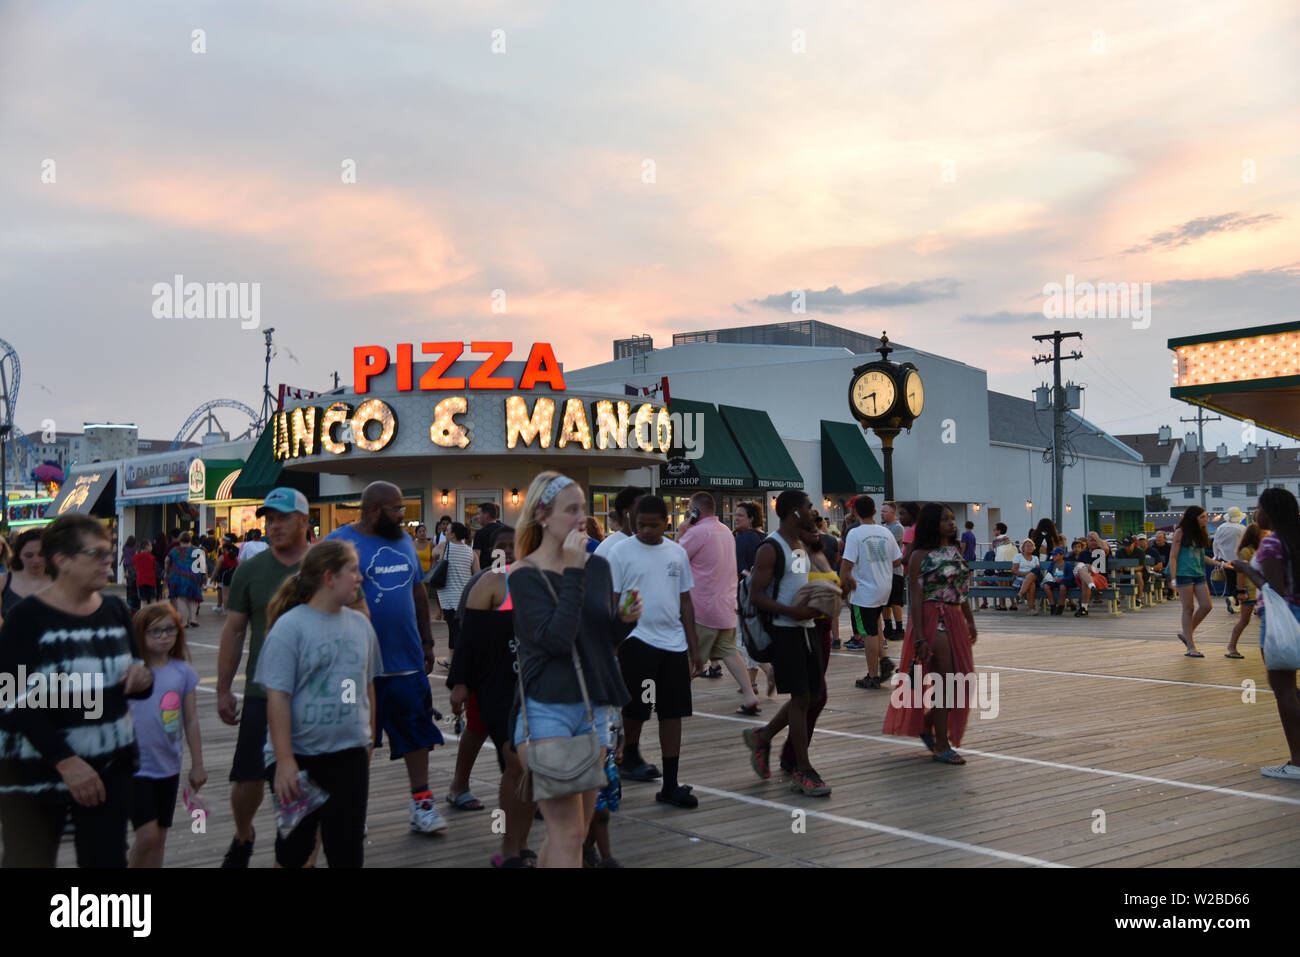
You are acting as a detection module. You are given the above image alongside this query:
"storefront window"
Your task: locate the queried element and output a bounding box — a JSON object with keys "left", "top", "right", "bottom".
{"left": 590, "top": 491, "right": 615, "bottom": 536}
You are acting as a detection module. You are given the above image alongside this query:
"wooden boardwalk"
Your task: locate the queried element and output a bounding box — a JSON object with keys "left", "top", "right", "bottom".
{"left": 48, "top": 594, "right": 1300, "bottom": 867}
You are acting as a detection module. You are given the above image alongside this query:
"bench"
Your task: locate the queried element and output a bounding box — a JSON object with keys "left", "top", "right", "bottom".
{"left": 1108, "top": 557, "right": 1145, "bottom": 611}
{"left": 1035, "top": 564, "right": 1119, "bottom": 616}
{"left": 967, "top": 561, "right": 1031, "bottom": 611}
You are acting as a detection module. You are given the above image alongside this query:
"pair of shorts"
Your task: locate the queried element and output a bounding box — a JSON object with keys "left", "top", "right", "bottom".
{"left": 618, "top": 636, "right": 693, "bottom": 721}
{"left": 230, "top": 695, "right": 270, "bottom": 783}
{"left": 768, "top": 625, "right": 822, "bottom": 698}
{"left": 851, "top": 604, "right": 885, "bottom": 637}
{"left": 373, "top": 672, "right": 445, "bottom": 758}
{"left": 696, "top": 624, "right": 738, "bottom": 661}
{"left": 130, "top": 774, "right": 180, "bottom": 829}
{"left": 513, "top": 698, "right": 613, "bottom": 748}
{"left": 1175, "top": 575, "right": 1203, "bottom": 587}
{"left": 888, "top": 575, "right": 905, "bottom": 607}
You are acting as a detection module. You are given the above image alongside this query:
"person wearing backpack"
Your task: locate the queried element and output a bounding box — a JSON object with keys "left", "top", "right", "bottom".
{"left": 739, "top": 490, "right": 830, "bottom": 796}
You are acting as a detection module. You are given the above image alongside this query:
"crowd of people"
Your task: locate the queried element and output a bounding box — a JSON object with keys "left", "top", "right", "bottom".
{"left": 1, "top": 477, "right": 1298, "bottom": 869}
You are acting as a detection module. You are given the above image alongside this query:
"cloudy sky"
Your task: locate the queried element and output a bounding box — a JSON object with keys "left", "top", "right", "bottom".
{"left": 2, "top": 0, "right": 1297, "bottom": 452}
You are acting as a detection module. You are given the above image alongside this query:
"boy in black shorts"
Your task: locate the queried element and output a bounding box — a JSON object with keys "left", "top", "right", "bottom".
{"left": 607, "top": 496, "right": 701, "bottom": 809}
{"left": 740, "top": 491, "right": 831, "bottom": 796}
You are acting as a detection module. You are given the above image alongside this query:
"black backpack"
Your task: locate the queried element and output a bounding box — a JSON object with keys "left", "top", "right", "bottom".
{"left": 737, "top": 539, "right": 786, "bottom": 662}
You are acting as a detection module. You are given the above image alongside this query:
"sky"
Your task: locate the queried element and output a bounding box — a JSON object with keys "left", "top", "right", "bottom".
{"left": 1, "top": 0, "right": 1298, "bottom": 452}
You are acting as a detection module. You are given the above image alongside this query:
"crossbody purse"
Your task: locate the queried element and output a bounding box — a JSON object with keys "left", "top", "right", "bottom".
{"left": 513, "top": 561, "right": 608, "bottom": 801}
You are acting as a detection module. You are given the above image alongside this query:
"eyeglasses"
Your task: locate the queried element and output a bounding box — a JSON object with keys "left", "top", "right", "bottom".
{"left": 79, "top": 547, "right": 114, "bottom": 562}
{"left": 147, "top": 626, "right": 179, "bottom": 638}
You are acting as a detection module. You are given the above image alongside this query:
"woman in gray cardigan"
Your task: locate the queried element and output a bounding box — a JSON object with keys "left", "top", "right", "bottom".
{"left": 509, "top": 470, "right": 641, "bottom": 868}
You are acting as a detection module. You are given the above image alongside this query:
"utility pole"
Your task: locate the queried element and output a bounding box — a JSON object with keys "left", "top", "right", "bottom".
{"left": 257, "top": 327, "right": 277, "bottom": 436}
{"left": 1179, "top": 406, "right": 1220, "bottom": 511}
{"left": 1032, "top": 330, "right": 1083, "bottom": 530}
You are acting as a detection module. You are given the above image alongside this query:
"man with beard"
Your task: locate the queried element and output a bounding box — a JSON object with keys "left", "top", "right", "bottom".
{"left": 327, "top": 482, "right": 447, "bottom": 834}
{"left": 218, "top": 487, "right": 333, "bottom": 866}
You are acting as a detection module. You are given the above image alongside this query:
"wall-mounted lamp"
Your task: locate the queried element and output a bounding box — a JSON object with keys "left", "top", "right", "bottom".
{"left": 771, "top": 496, "right": 778, "bottom": 509}
{"left": 1025, "top": 500, "right": 1033, "bottom": 509}
{"left": 441, "top": 489, "right": 449, "bottom": 506}
{"left": 823, "top": 498, "right": 832, "bottom": 509}
{"left": 1066, "top": 504, "right": 1073, "bottom": 513}
{"left": 511, "top": 488, "right": 519, "bottom": 505}
{"left": 972, "top": 504, "right": 980, "bottom": 513}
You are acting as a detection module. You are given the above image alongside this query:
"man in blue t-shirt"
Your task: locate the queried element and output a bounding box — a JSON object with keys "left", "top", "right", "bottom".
{"left": 327, "top": 481, "right": 447, "bottom": 835}
{"left": 961, "top": 522, "right": 977, "bottom": 562}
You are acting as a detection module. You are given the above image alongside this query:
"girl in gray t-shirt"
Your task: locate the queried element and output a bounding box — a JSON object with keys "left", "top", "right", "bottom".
{"left": 253, "top": 539, "right": 384, "bottom": 868}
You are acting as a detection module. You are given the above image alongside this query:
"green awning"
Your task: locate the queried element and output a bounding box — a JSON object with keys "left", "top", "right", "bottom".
{"left": 230, "top": 426, "right": 319, "bottom": 501}
{"left": 661, "top": 398, "right": 756, "bottom": 489}
{"left": 820, "top": 421, "right": 885, "bottom": 494}
{"left": 1085, "top": 494, "right": 1145, "bottom": 512}
{"left": 717, "top": 405, "right": 805, "bottom": 490}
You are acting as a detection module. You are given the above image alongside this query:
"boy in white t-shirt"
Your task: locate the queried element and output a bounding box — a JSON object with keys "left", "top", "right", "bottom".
{"left": 839, "top": 495, "right": 903, "bottom": 690}
{"left": 607, "top": 495, "right": 701, "bottom": 809}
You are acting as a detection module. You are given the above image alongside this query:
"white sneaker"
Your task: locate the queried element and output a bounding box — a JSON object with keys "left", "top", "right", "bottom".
{"left": 1261, "top": 763, "right": 1300, "bottom": 781}
{"left": 410, "top": 796, "right": 448, "bottom": 833}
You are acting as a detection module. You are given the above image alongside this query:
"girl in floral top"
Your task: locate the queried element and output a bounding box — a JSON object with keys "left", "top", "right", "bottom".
{"left": 883, "top": 503, "right": 978, "bottom": 764}
{"left": 1232, "top": 488, "right": 1300, "bottom": 781}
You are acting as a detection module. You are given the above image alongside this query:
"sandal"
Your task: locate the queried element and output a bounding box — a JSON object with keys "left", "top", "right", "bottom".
{"left": 1225, "top": 651, "right": 1245, "bottom": 659}
{"left": 705, "top": 664, "right": 724, "bottom": 679}
{"left": 656, "top": 784, "right": 699, "bottom": 809}
{"left": 1184, "top": 651, "right": 1205, "bottom": 658}
{"left": 736, "top": 703, "right": 761, "bottom": 716}
{"left": 932, "top": 748, "right": 966, "bottom": 765}
{"left": 447, "top": 790, "right": 485, "bottom": 811}
{"left": 436, "top": 657, "right": 452, "bottom": 669}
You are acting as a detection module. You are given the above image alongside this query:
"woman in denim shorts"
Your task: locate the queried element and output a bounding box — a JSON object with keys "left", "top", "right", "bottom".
{"left": 509, "top": 471, "right": 642, "bottom": 868}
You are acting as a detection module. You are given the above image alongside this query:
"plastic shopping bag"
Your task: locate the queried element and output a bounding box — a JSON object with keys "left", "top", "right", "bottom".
{"left": 1260, "top": 584, "right": 1300, "bottom": 671}
{"left": 273, "top": 771, "right": 330, "bottom": 839}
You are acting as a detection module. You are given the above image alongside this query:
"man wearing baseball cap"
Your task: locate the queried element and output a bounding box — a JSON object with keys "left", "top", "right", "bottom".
{"left": 1213, "top": 507, "right": 1248, "bottom": 615}
{"left": 216, "top": 487, "right": 360, "bottom": 866}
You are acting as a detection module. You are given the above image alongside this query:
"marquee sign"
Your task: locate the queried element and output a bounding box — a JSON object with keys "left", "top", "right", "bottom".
{"left": 271, "top": 395, "right": 672, "bottom": 462}
{"left": 354, "top": 342, "right": 566, "bottom": 395}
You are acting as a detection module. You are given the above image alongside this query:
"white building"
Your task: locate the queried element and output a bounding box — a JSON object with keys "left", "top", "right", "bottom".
{"left": 566, "top": 323, "right": 1147, "bottom": 543}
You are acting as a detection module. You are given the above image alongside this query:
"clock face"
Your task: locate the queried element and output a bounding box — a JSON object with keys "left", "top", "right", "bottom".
{"left": 904, "top": 370, "right": 924, "bottom": 417}
{"left": 851, "top": 369, "right": 897, "bottom": 420}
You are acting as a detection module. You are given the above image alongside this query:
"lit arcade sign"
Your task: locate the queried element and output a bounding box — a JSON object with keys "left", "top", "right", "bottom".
{"left": 271, "top": 342, "right": 671, "bottom": 462}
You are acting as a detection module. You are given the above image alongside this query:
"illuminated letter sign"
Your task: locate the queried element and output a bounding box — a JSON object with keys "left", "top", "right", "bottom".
{"left": 353, "top": 342, "right": 566, "bottom": 393}
{"left": 430, "top": 397, "right": 471, "bottom": 448}
{"left": 289, "top": 407, "right": 317, "bottom": 457}
{"left": 320, "top": 402, "right": 352, "bottom": 454}
{"left": 352, "top": 399, "right": 397, "bottom": 451}
{"left": 556, "top": 398, "right": 593, "bottom": 450}
{"left": 506, "top": 396, "right": 556, "bottom": 449}
{"left": 593, "top": 400, "right": 630, "bottom": 450}
{"left": 633, "top": 403, "right": 656, "bottom": 452}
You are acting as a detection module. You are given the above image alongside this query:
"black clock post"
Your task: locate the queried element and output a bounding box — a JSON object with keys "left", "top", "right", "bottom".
{"left": 846, "top": 332, "right": 923, "bottom": 503}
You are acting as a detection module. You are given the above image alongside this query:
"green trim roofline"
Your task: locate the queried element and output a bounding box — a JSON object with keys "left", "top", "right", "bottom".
{"left": 1167, "top": 320, "right": 1300, "bottom": 349}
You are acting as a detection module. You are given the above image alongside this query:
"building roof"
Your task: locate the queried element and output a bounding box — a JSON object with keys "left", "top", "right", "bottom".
{"left": 987, "top": 392, "right": 1141, "bottom": 461}
{"left": 1169, "top": 446, "right": 1300, "bottom": 484}
{"left": 1113, "top": 432, "right": 1182, "bottom": 464}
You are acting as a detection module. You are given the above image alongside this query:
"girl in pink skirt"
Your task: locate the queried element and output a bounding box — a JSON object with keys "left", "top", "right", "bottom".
{"left": 883, "top": 503, "right": 978, "bottom": 764}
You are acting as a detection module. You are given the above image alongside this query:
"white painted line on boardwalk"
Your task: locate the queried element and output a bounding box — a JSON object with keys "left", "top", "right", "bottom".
{"left": 194, "top": 685, "right": 243, "bottom": 699}
{"left": 696, "top": 712, "right": 1300, "bottom": 807}
{"left": 188, "top": 641, "right": 222, "bottom": 650}
{"left": 828, "top": 652, "right": 1273, "bottom": 694}
{"left": 687, "top": 784, "right": 1067, "bottom": 867}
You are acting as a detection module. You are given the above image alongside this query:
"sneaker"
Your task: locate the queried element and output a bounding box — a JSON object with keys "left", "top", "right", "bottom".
{"left": 937, "top": 618, "right": 947, "bottom": 632}
{"left": 1074, "top": 606, "right": 1088, "bottom": 617}
{"left": 410, "top": 794, "right": 449, "bottom": 834}
{"left": 655, "top": 784, "right": 699, "bottom": 808}
{"left": 221, "top": 835, "right": 254, "bottom": 868}
{"left": 1261, "top": 762, "right": 1300, "bottom": 781}
{"left": 742, "top": 728, "right": 771, "bottom": 780}
{"left": 844, "top": 638, "right": 865, "bottom": 651}
{"left": 830, "top": 638, "right": 842, "bottom": 650}
{"left": 879, "top": 657, "right": 896, "bottom": 681}
{"left": 790, "top": 768, "right": 832, "bottom": 797}
{"left": 855, "top": 675, "right": 882, "bottom": 690}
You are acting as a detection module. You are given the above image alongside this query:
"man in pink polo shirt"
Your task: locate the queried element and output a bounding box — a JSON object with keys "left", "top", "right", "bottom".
{"left": 677, "top": 492, "right": 760, "bottom": 715}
